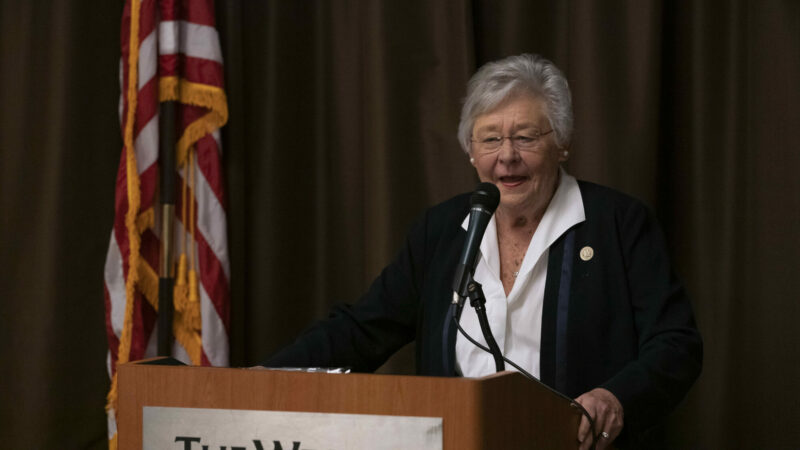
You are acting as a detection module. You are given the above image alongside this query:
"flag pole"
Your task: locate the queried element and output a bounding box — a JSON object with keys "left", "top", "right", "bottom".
{"left": 158, "top": 99, "right": 177, "bottom": 356}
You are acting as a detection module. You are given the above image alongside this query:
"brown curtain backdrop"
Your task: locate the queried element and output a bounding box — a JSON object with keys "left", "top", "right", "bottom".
{"left": 0, "top": 1, "right": 798, "bottom": 448}
{"left": 0, "top": 1, "right": 124, "bottom": 448}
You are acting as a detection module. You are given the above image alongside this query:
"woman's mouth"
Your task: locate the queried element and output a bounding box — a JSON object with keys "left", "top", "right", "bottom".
{"left": 499, "top": 175, "right": 527, "bottom": 187}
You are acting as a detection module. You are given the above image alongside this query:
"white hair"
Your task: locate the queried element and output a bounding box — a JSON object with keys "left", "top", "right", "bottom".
{"left": 458, "top": 54, "right": 573, "bottom": 154}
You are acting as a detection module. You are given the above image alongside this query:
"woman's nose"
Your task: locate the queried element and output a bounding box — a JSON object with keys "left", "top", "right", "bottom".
{"left": 497, "top": 139, "right": 520, "bottom": 163}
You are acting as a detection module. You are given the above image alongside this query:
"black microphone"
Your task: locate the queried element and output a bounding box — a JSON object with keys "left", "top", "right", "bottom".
{"left": 452, "top": 182, "right": 501, "bottom": 301}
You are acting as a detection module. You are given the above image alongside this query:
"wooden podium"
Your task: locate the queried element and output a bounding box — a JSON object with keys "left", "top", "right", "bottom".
{"left": 118, "top": 358, "right": 582, "bottom": 449}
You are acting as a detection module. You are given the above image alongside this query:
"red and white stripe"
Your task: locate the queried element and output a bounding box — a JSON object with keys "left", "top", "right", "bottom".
{"left": 105, "top": 0, "right": 229, "bottom": 443}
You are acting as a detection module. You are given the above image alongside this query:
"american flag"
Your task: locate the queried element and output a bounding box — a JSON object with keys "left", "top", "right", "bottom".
{"left": 103, "top": 0, "right": 229, "bottom": 447}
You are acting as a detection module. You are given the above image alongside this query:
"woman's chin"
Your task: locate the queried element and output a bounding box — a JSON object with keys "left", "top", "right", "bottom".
{"left": 498, "top": 193, "right": 531, "bottom": 211}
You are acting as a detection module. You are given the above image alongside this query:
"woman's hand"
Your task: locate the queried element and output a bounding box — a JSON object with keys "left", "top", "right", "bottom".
{"left": 575, "top": 388, "right": 624, "bottom": 450}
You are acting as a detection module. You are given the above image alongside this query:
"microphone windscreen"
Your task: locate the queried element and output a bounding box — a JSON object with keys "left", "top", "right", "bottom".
{"left": 470, "top": 182, "right": 500, "bottom": 212}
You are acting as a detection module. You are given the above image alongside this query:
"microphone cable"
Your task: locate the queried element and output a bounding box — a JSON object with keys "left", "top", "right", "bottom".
{"left": 450, "top": 307, "right": 600, "bottom": 449}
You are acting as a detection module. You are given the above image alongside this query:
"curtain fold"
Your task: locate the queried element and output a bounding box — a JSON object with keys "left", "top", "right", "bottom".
{"left": 0, "top": 2, "right": 123, "bottom": 448}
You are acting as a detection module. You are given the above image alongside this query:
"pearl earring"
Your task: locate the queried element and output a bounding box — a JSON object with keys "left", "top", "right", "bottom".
{"left": 562, "top": 151, "right": 569, "bottom": 158}
{"left": 469, "top": 157, "right": 475, "bottom": 164}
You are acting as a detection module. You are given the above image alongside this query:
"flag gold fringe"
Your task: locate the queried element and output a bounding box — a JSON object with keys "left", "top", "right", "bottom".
{"left": 136, "top": 258, "right": 158, "bottom": 309}
{"left": 108, "top": 1, "right": 142, "bottom": 449}
{"left": 158, "top": 76, "right": 228, "bottom": 167}
{"left": 136, "top": 207, "right": 154, "bottom": 233}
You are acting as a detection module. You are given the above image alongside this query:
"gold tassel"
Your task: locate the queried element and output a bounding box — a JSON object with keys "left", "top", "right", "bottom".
{"left": 187, "top": 269, "right": 202, "bottom": 331}
{"left": 165, "top": 146, "right": 203, "bottom": 366}
{"left": 173, "top": 253, "right": 189, "bottom": 313}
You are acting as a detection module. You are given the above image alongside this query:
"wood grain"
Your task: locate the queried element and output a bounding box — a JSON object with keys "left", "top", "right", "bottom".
{"left": 118, "top": 360, "right": 581, "bottom": 449}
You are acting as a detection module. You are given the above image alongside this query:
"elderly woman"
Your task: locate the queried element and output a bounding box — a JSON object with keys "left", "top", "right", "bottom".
{"left": 264, "top": 54, "right": 702, "bottom": 448}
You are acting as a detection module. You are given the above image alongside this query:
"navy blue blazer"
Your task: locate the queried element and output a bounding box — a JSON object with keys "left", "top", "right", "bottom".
{"left": 265, "top": 180, "right": 702, "bottom": 445}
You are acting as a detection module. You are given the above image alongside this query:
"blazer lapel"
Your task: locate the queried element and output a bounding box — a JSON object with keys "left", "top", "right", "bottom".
{"left": 540, "top": 227, "right": 576, "bottom": 393}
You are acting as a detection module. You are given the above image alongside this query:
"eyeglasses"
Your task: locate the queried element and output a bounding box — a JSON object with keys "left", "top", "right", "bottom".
{"left": 470, "top": 129, "right": 554, "bottom": 153}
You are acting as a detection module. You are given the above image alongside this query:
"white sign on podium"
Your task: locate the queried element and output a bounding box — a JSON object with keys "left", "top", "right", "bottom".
{"left": 143, "top": 406, "right": 443, "bottom": 450}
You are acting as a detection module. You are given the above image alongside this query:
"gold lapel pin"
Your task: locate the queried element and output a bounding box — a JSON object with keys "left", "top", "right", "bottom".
{"left": 579, "top": 246, "right": 594, "bottom": 261}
